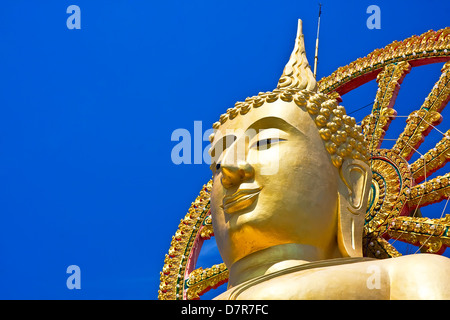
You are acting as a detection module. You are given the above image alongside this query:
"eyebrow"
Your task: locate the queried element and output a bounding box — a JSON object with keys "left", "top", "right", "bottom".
{"left": 246, "top": 116, "right": 305, "bottom": 136}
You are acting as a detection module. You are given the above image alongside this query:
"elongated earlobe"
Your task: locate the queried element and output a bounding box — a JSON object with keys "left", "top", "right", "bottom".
{"left": 337, "top": 159, "right": 371, "bottom": 257}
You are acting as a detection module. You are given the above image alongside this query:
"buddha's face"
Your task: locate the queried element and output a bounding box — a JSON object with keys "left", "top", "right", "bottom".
{"left": 210, "top": 99, "right": 342, "bottom": 266}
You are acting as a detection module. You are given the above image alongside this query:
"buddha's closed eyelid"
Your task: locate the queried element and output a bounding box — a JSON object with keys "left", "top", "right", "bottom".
{"left": 248, "top": 127, "right": 289, "bottom": 150}
{"left": 250, "top": 137, "right": 287, "bottom": 150}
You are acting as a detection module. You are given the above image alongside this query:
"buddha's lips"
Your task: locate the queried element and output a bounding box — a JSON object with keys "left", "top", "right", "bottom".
{"left": 222, "top": 187, "right": 262, "bottom": 213}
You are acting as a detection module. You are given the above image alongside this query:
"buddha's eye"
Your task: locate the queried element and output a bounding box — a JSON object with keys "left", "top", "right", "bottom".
{"left": 250, "top": 138, "right": 286, "bottom": 150}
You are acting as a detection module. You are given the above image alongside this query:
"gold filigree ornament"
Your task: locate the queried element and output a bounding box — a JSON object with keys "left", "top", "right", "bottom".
{"left": 159, "top": 26, "right": 450, "bottom": 300}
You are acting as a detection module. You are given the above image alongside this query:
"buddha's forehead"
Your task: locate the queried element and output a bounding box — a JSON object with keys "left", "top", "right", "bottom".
{"left": 212, "top": 100, "right": 313, "bottom": 141}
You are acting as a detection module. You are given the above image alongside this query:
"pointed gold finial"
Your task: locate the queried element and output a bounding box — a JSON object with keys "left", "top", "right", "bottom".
{"left": 277, "top": 19, "right": 318, "bottom": 92}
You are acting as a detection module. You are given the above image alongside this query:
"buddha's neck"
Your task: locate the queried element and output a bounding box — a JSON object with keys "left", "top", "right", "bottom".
{"left": 227, "top": 243, "right": 342, "bottom": 288}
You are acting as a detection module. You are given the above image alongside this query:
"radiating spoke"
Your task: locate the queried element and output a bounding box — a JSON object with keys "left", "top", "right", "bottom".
{"left": 410, "top": 129, "right": 450, "bottom": 182}
{"left": 362, "top": 62, "right": 411, "bottom": 153}
{"left": 393, "top": 61, "right": 450, "bottom": 160}
{"left": 387, "top": 213, "right": 450, "bottom": 254}
{"left": 408, "top": 173, "right": 450, "bottom": 208}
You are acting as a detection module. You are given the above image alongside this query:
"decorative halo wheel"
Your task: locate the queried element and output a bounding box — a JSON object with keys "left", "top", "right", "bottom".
{"left": 159, "top": 27, "right": 450, "bottom": 300}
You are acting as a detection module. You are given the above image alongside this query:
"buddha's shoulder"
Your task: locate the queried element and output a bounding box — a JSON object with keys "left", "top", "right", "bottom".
{"left": 377, "top": 253, "right": 450, "bottom": 280}
{"left": 214, "top": 255, "right": 450, "bottom": 300}
{"left": 327, "top": 254, "right": 450, "bottom": 299}
{"left": 336, "top": 254, "right": 450, "bottom": 299}
{"left": 377, "top": 253, "right": 450, "bottom": 299}
{"left": 379, "top": 252, "right": 450, "bottom": 270}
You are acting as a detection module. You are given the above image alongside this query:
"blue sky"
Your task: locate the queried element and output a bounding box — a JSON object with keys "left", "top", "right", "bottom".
{"left": 0, "top": 1, "right": 449, "bottom": 299}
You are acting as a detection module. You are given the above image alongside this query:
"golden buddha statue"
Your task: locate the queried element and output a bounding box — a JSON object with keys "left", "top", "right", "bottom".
{"left": 206, "top": 20, "right": 450, "bottom": 300}
{"left": 159, "top": 20, "right": 450, "bottom": 301}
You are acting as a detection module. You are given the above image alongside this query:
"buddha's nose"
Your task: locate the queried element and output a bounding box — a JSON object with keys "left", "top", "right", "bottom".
{"left": 219, "top": 162, "right": 254, "bottom": 189}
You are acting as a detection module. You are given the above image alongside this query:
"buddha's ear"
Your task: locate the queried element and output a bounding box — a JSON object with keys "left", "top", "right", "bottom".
{"left": 337, "top": 158, "right": 371, "bottom": 257}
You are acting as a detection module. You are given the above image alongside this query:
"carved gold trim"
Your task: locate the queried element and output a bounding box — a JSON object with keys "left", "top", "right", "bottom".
{"left": 317, "top": 28, "right": 450, "bottom": 95}
{"left": 393, "top": 61, "right": 450, "bottom": 160}
{"left": 387, "top": 215, "right": 450, "bottom": 253}
{"left": 408, "top": 173, "right": 450, "bottom": 208}
{"left": 158, "top": 180, "right": 213, "bottom": 300}
{"left": 365, "top": 149, "right": 412, "bottom": 238}
{"left": 362, "top": 62, "right": 411, "bottom": 153}
{"left": 185, "top": 263, "right": 229, "bottom": 300}
{"left": 199, "top": 215, "right": 214, "bottom": 240}
{"left": 364, "top": 236, "right": 402, "bottom": 259}
{"left": 410, "top": 129, "right": 450, "bottom": 183}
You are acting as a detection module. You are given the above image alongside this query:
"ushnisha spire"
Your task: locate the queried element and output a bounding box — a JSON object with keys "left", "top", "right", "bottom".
{"left": 277, "top": 19, "right": 318, "bottom": 92}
